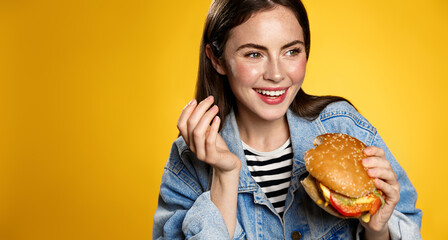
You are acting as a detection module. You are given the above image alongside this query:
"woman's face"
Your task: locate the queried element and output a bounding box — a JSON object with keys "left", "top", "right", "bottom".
{"left": 220, "top": 5, "right": 307, "bottom": 122}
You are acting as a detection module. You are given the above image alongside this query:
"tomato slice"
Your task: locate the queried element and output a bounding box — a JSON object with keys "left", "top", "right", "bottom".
{"left": 329, "top": 193, "right": 362, "bottom": 217}
{"left": 369, "top": 197, "right": 382, "bottom": 215}
{"left": 329, "top": 191, "right": 383, "bottom": 217}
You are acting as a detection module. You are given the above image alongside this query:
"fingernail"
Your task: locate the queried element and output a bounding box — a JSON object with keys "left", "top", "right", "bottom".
{"left": 363, "top": 148, "right": 371, "bottom": 155}
{"left": 210, "top": 105, "right": 218, "bottom": 112}
{"left": 362, "top": 158, "right": 369, "bottom": 166}
{"left": 188, "top": 99, "right": 197, "bottom": 106}
{"left": 374, "top": 178, "right": 381, "bottom": 186}
{"left": 206, "top": 95, "right": 214, "bottom": 101}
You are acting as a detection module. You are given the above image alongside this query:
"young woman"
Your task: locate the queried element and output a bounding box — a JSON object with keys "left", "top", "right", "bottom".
{"left": 153, "top": 0, "right": 422, "bottom": 239}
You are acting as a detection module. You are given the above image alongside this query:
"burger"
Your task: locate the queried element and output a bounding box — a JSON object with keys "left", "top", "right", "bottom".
{"left": 301, "top": 133, "right": 385, "bottom": 223}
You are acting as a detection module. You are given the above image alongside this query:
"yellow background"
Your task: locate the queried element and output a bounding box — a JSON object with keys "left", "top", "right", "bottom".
{"left": 0, "top": 0, "right": 446, "bottom": 239}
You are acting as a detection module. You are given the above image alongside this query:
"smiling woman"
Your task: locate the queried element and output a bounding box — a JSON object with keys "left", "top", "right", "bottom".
{"left": 153, "top": 0, "right": 422, "bottom": 239}
{"left": 196, "top": 0, "right": 352, "bottom": 132}
{"left": 2, "top": 0, "right": 444, "bottom": 239}
{"left": 209, "top": 6, "right": 307, "bottom": 122}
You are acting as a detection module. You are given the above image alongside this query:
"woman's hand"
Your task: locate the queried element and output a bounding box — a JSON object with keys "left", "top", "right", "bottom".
{"left": 177, "top": 96, "right": 241, "bottom": 237}
{"left": 177, "top": 96, "right": 241, "bottom": 173}
{"left": 360, "top": 146, "right": 400, "bottom": 239}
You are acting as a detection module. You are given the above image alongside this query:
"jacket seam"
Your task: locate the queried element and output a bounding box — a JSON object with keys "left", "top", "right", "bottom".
{"left": 165, "top": 165, "right": 202, "bottom": 198}
{"left": 368, "top": 130, "right": 379, "bottom": 147}
{"left": 321, "top": 219, "right": 350, "bottom": 240}
{"left": 315, "top": 117, "right": 327, "bottom": 135}
{"left": 320, "top": 111, "right": 375, "bottom": 135}
{"left": 232, "top": 224, "right": 246, "bottom": 240}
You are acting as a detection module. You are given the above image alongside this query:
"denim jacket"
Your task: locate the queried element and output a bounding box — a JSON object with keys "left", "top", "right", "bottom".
{"left": 153, "top": 101, "right": 422, "bottom": 239}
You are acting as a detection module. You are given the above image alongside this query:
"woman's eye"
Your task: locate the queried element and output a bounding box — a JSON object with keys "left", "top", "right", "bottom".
{"left": 246, "top": 52, "right": 262, "bottom": 58}
{"left": 285, "top": 49, "right": 300, "bottom": 56}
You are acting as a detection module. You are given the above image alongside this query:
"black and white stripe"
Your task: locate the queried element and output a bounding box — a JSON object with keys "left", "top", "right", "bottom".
{"left": 243, "top": 139, "right": 293, "bottom": 218}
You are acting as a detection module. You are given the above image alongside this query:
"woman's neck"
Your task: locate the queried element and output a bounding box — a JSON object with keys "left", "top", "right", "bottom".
{"left": 236, "top": 108, "right": 290, "bottom": 152}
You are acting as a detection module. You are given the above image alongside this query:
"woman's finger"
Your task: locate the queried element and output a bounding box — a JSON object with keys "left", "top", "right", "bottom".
{"left": 363, "top": 146, "right": 385, "bottom": 158}
{"left": 366, "top": 167, "right": 397, "bottom": 185}
{"left": 362, "top": 156, "right": 391, "bottom": 169}
{"left": 177, "top": 99, "right": 197, "bottom": 145}
{"left": 187, "top": 96, "right": 215, "bottom": 152}
{"left": 192, "top": 105, "right": 219, "bottom": 160}
{"left": 205, "top": 116, "right": 221, "bottom": 165}
{"left": 362, "top": 156, "right": 397, "bottom": 185}
{"left": 374, "top": 178, "right": 400, "bottom": 204}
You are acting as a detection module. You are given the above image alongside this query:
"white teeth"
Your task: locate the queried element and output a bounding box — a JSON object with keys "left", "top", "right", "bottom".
{"left": 255, "top": 89, "right": 286, "bottom": 97}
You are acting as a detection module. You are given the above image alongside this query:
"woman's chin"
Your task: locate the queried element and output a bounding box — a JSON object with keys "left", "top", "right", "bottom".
{"left": 255, "top": 107, "right": 289, "bottom": 122}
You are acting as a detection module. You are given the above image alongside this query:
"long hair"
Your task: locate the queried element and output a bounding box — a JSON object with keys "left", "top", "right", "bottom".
{"left": 196, "top": 0, "right": 353, "bottom": 128}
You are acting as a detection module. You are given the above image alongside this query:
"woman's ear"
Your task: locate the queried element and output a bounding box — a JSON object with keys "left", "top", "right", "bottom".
{"left": 205, "top": 44, "right": 226, "bottom": 75}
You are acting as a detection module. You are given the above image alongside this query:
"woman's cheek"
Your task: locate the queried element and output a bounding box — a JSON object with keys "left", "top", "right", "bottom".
{"left": 228, "top": 59, "right": 263, "bottom": 84}
{"left": 286, "top": 59, "right": 306, "bottom": 84}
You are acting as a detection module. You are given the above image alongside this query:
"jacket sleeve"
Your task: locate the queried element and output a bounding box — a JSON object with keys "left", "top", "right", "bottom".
{"left": 370, "top": 132, "right": 422, "bottom": 239}
{"left": 354, "top": 131, "right": 422, "bottom": 240}
{"left": 153, "top": 141, "right": 245, "bottom": 239}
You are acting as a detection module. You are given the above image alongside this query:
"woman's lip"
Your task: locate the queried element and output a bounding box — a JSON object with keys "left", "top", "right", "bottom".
{"left": 254, "top": 87, "right": 289, "bottom": 105}
{"left": 253, "top": 87, "right": 288, "bottom": 91}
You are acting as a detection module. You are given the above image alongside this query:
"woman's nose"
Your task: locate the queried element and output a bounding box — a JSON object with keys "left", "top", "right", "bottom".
{"left": 263, "top": 58, "right": 285, "bottom": 82}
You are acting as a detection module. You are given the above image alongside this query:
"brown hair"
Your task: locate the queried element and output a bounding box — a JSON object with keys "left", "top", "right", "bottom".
{"left": 196, "top": 0, "right": 353, "bottom": 128}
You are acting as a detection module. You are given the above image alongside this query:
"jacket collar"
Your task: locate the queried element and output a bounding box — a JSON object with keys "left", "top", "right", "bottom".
{"left": 220, "top": 109, "right": 325, "bottom": 192}
{"left": 286, "top": 109, "right": 326, "bottom": 176}
{"left": 220, "top": 110, "right": 257, "bottom": 192}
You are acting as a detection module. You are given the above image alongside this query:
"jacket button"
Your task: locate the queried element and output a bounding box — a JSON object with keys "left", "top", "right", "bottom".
{"left": 291, "top": 231, "right": 301, "bottom": 240}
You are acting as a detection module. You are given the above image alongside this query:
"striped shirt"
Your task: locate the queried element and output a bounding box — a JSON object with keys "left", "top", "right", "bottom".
{"left": 242, "top": 138, "right": 293, "bottom": 218}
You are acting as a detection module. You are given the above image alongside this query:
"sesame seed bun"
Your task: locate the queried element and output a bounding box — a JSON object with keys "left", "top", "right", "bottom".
{"left": 304, "top": 133, "right": 375, "bottom": 198}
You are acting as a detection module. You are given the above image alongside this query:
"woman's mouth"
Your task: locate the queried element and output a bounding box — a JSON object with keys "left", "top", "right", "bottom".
{"left": 254, "top": 89, "right": 287, "bottom": 98}
{"left": 254, "top": 88, "right": 289, "bottom": 105}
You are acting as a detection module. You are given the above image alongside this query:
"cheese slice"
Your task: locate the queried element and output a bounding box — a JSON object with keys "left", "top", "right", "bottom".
{"left": 319, "top": 183, "right": 331, "bottom": 202}
{"left": 319, "top": 182, "right": 376, "bottom": 205}
{"left": 353, "top": 196, "right": 376, "bottom": 205}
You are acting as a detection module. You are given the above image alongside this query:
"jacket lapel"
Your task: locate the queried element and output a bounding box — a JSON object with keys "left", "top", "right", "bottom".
{"left": 286, "top": 109, "right": 326, "bottom": 176}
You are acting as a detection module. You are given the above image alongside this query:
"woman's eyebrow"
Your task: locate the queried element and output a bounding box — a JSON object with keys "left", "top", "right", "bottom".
{"left": 236, "top": 43, "right": 267, "bottom": 52}
{"left": 236, "top": 40, "right": 304, "bottom": 52}
{"left": 281, "top": 40, "right": 304, "bottom": 49}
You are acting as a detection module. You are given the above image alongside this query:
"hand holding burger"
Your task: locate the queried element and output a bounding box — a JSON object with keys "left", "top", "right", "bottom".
{"left": 301, "top": 133, "right": 400, "bottom": 239}
{"left": 361, "top": 145, "right": 400, "bottom": 238}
